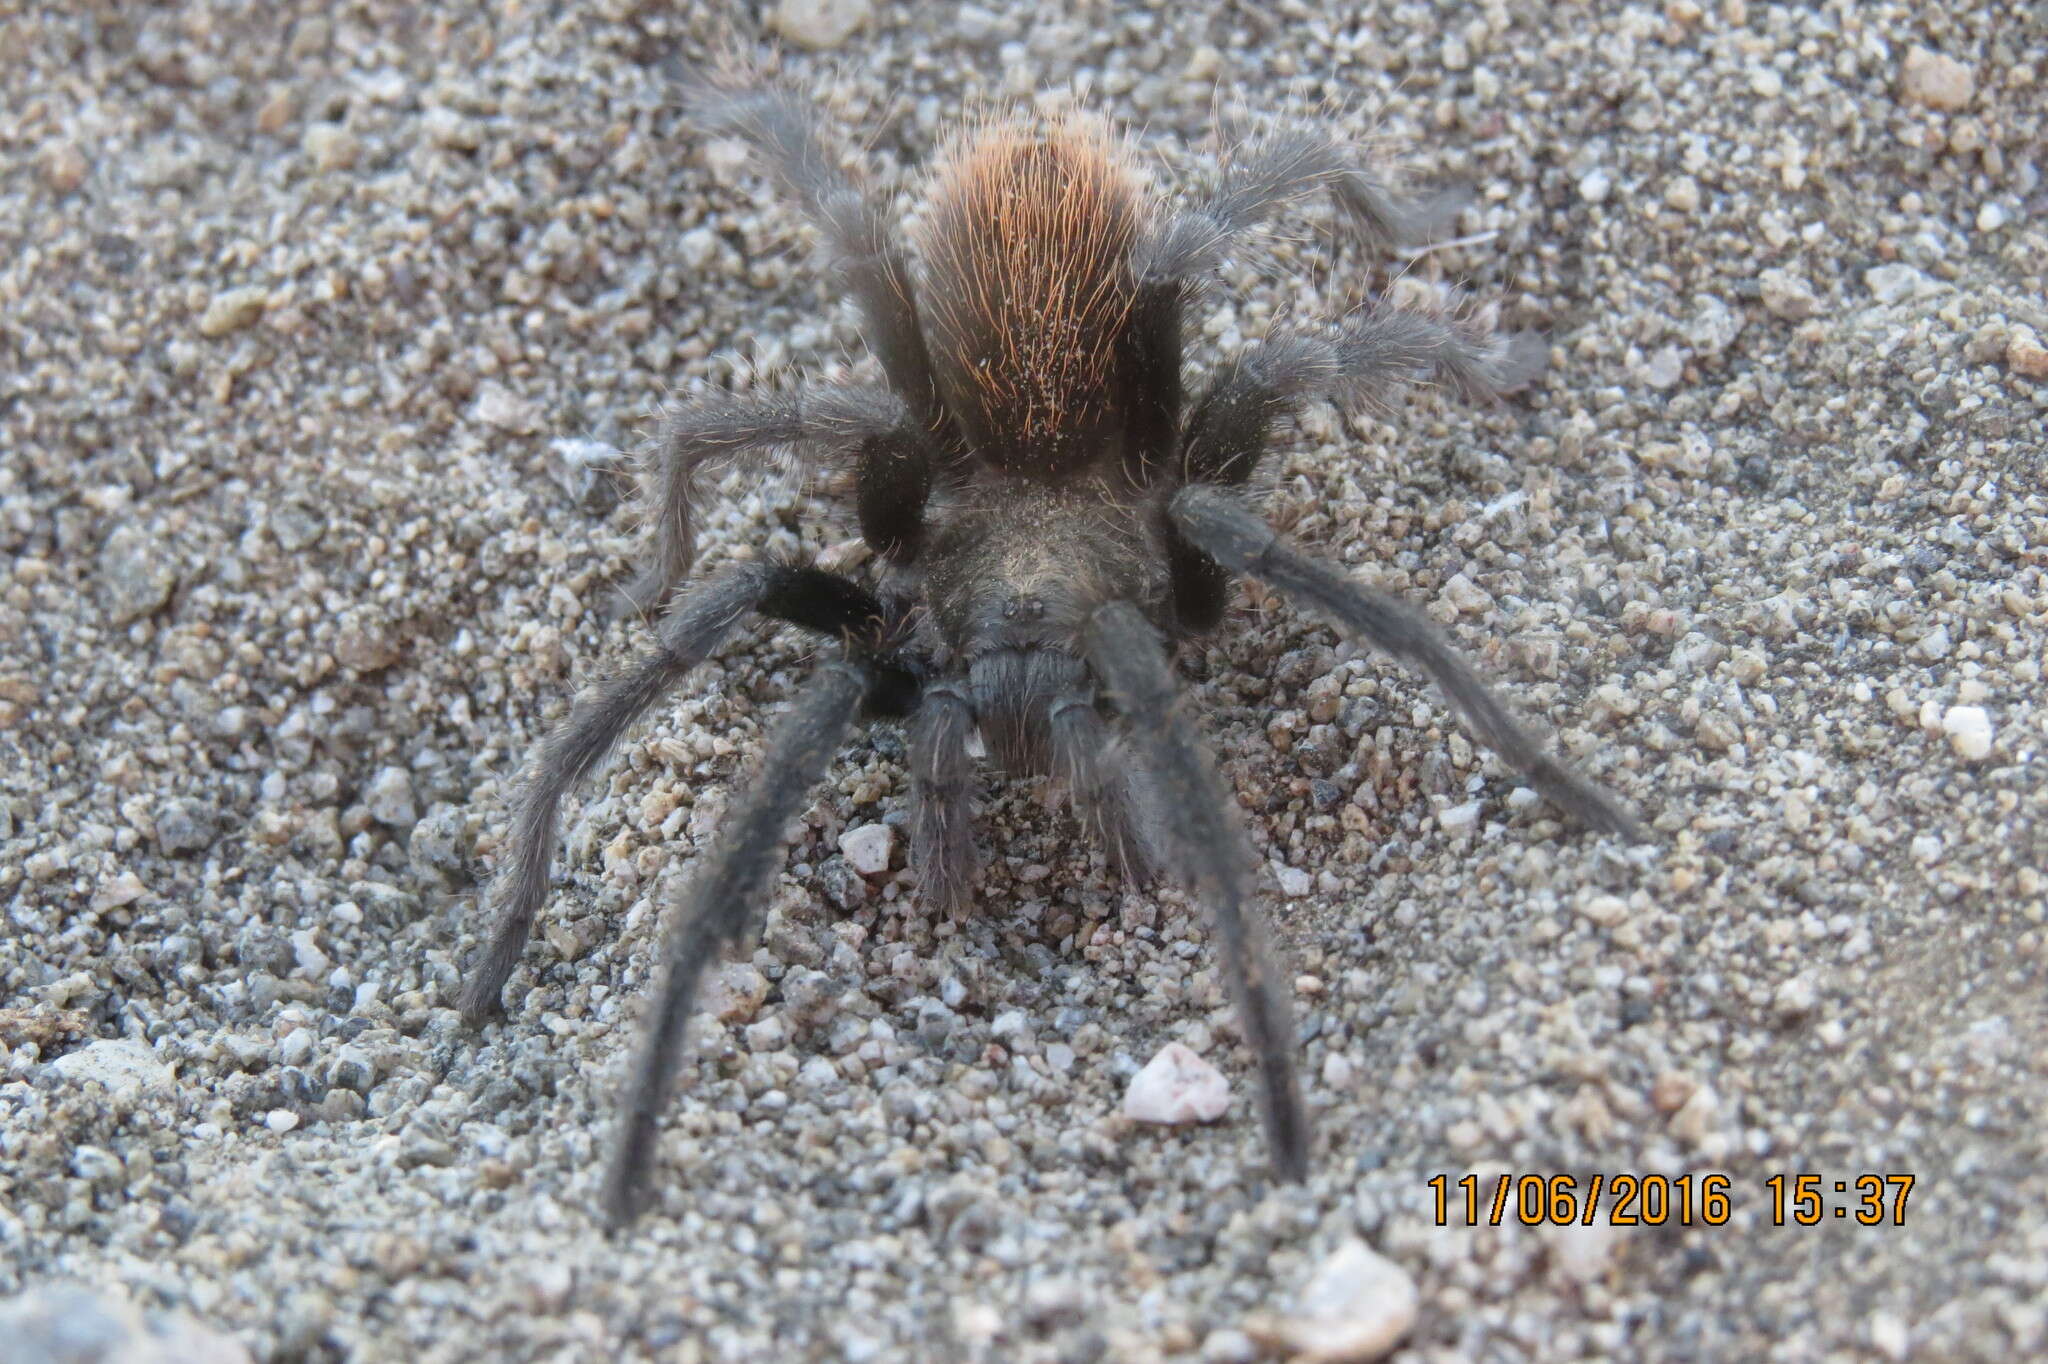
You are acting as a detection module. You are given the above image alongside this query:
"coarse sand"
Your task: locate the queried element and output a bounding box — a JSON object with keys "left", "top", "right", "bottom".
{"left": 3, "top": 2, "right": 2045, "bottom": 1361}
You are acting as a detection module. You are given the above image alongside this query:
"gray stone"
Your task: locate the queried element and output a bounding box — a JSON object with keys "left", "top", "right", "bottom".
{"left": 98, "top": 524, "right": 178, "bottom": 625}
{"left": 154, "top": 798, "right": 217, "bottom": 855}
{"left": 365, "top": 766, "right": 418, "bottom": 828}
{"left": 0, "top": 1284, "right": 252, "bottom": 1364}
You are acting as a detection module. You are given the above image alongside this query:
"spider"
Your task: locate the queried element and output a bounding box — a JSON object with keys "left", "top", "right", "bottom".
{"left": 458, "top": 79, "right": 1645, "bottom": 1228}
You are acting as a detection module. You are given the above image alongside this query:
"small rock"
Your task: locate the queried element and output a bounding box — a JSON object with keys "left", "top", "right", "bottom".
{"left": 1685, "top": 294, "right": 1744, "bottom": 356}
{"left": 41, "top": 142, "right": 88, "bottom": 192}
{"left": 1578, "top": 894, "right": 1628, "bottom": 927}
{"left": 704, "top": 963, "right": 771, "bottom": 1023}
{"left": 1321, "top": 1052, "right": 1357, "bottom": 1092}
{"left": 421, "top": 105, "right": 482, "bottom": 151}
{"left": 49, "top": 1039, "right": 176, "bottom": 1099}
{"left": 769, "top": 0, "right": 872, "bottom": 50}
{"left": 408, "top": 803, "right": 471, "bottom": 881}
{"left": 265, "top": 1108, "right": 300, "bottom": 1134}
{"left": 1264, "top": 1239, "right": 1419, "bottom": 1363}
{"left": 99, "top": 524, "right": 179, "bottom": 625}
{"left": 335, "top": 612, "right": 402, "bottom": 672}
{"left": 1123, "top": 1042, "right": 1230, "bottom": 1125}
{"left": 1545, "top": 1222, "right": 1622, "bottom": 1285}
{"left": 199, "top": 285, "right": 269, "bottom": 337}
{"left": 1694, "top": 711, "right": 1740, "bottom": 752}
{"left": 1941, "top": 705, "right": 1993, "bottom": 760}
{"left": 1757, "top": 268, "right": 1819, "bottom": 320}
{"left": 290, "top": 928, "right": 331, "bottom": 979}
{"left": 365, "top": 766, "right": 418, "bottom": 828}
{"left": 548, "top": 436, "right": 625, "bottom": 514}
{"left": 818, "top": 855, "right": 867, "bottom": 909}
{"left": 1865, "top": 263, "right": 1932, "bottom": 306}
{"left": 1899, "top": 46, "right": 1975, "bottom": 111}
{"left": 302, "top": 123, "right": 358, "bottom": 171}
{"left": 271, "top": 502, "right": 326, "bottom": 551}
{"left": 1577, "top": 168, "right": 1611, "bottom": 203}
{"left": 1911, "top": 623, "right": 1951, "bottom": 661}
{"left": 1773, "top": 974, "right": 1818, "bottom": 1020}
{"left": 839, "top": 822, "right": 895, "bottom": 877}
{"left": 1275, "top": 863, "right": 1313, "bottom": 897}
{"left": 89, "top": 871, "right": 148, "bottom": 912}
{"left": 1668, "top": 1083, "right": 1719, "bottom": 1146}
{"left": 155, "top": 797, "right": 217, "bottom": 856}
{"left": 1437, "top": 800, "right": 1483, "bottom": 834}
{"left": 2006, "top": 325, "right": 2048, "bottom": 381}
{"left": 276, "top": 1027, "right": 316, "bottom": 1068}
{"left": 0, "top": 1285, "right": 252, "bottom": 1364}
{"left": 744, "top": 1015, "right": 789, "bottom": 1053}
{"left": 1439, "top": 572, "right": 1493, "bottom": 615}
{"left": 1638, "top": 344, "right": 1685, "bottom": 389}
{"left": 472, "top": 381, "right": 540, "bottom": 434}
{"left": 1650, "top": 1071, "right": 1697, "bottom": 1114}
{"left": 1201, "top": 1327, "right": 1259, "bottom": 1364}
{"left": 1869, "top": 1311, "right": 1911, "bottom": 1361}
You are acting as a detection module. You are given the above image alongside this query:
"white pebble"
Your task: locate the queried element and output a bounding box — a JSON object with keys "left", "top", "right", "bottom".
{"left": 289, "top": 929, "right": 330, "bottom": 979}
{"left": 768, "top": 0, "right": 871, "bottom": 50}
{"left": 49, "top": 1039, "right": 175, "bottom": 1099}
{"left": 1941, "top": 705, "right": 1992, "bottom": 761}
{"left": 1772, "top": 974, "right": 1818, "bottom": 1019}
{"left": 265, "top": 1109, "right": 300, "bottom": 1134}
{"left": 839, "top": 822, "right": 896, "bottom": 876}
{"left": 1274, "top": 1239, "right": 1418, "bottom": 1362}
{"left": 1437, "top": 800, "right": 1482, "bottom": 833}
{"left": 1899, "top": 46, "right": 1975, "bottom": 112}
{"left": 1320, "top": 1052, "right": 1357, "bottom": 1092}
{"left": 365, "top": 765, "right": 417, "bottom": 827}
{"left": 1275, "top": 863, "right": 1313, "bottom": 898}
{"left": 1577, "top": 168, "right": 1611, "bottom": 203}
{"left": 276, "top": 1027, "right": 315, "bottom": 1068}
{"left": 1123, "top": 1042, "right": 1230, "bottom": 1125}
{"left": 1578, "top": 894, "right": 1629, "bottom": 927}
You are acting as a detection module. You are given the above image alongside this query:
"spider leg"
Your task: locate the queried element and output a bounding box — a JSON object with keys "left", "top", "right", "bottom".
{"left": 1082, "top": 602, "right": 1308, "bottom": 1182}
{"left": 459, "top": 562, "right": 900, "bottom": 1025}
{"left": 627, "top": 384, "right": 908, "bottom": 612}
{"left": 1164, "top": 308, "right": 1546, "bottom": 631}
{"left": 1182, "top": 309, "right": 1548, "bottom": 488}
{"left": 1047, "top": 691, "right": 1156, "bottom": 885}
{"left": 602, "top": 658, "right": 873, "bottom": 1229}
{"left": 689, "top": 84, "right": 952, "bottom": 443}
{"left": 1170, "top": 484, "right": 1647, "bottom": 841}
{"left": 908, "top": 679, "right": 976, "bottom": 915}
{"left": 1120, "top": 130, "right": 1489, "bottom": 484}
{"left": 1137, "top": 125, "right": 1467, "bottom": 291}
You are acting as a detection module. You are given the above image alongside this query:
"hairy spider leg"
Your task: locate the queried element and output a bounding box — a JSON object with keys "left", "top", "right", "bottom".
{"left": 603, "top": 655, "right": 894, "bottom": 1228}
{"left": 628, "top": 385, "right": 909, "bottom": 612}
{"left": 1082, "top": 601, "right": 1309, "bottom": 1181}
{"left": 461, "top": 560, "right": 912, "bottom": 1024}
{"left": 1170, "top": 485, "right": 1645, "bottom": 840}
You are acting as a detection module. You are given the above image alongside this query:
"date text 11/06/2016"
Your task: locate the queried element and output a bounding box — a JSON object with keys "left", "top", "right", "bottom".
{"left": 1429, "top": 1173, "right": 1916, "bottom": 1228}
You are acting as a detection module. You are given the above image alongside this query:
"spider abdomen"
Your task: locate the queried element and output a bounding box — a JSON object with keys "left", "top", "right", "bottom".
{"left": 916, "top": 113, "right": 1147, "bottom": 479}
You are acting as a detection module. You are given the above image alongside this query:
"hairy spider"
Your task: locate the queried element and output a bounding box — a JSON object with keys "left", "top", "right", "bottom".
{"left": 459, "top": 81, "right": 1645, "bottom": 1228}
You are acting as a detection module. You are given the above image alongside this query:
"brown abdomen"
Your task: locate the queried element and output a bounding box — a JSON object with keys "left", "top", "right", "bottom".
{"left": 915, "top": 114, "right": 1144, "bottom": 479}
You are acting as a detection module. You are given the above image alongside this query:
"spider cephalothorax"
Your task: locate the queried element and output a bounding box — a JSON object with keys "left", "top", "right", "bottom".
{"left": 459, "top": 80, "right": 1645, "bottom": 1227}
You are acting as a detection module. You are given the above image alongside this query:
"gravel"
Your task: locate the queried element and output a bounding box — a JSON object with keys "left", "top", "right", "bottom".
{"left": 3, "top": 3, "right": 2044, "bottom": 1362}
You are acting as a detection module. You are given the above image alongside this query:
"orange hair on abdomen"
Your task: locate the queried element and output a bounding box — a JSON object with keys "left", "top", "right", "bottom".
{"left": 916, "top": 113, "right": 1145, "bottom": 477}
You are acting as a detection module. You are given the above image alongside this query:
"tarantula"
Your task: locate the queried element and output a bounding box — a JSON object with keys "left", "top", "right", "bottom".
{"left": 459, "top": 81, "right": 1645, "bottom": 1228}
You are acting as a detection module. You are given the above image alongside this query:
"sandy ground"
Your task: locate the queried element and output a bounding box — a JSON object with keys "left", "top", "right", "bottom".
{"left": 4, "top": 1, "right": 2046, "bottom": 1361}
